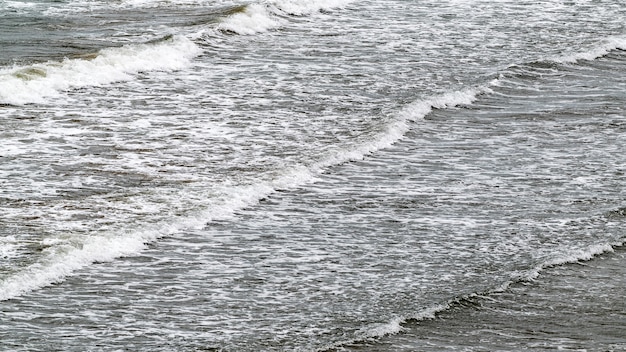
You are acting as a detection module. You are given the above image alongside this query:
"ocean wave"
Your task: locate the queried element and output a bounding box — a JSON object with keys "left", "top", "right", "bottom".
{"left": 606, "top": 206, "right": 626, "bottom": 219}
{"left": 318, "top": 239, "right": 626, "bottom": 351}
{"left": 0, "top": 35, "right": 201, "bottom": 105}
{"left": 0, "top": 236, "right": 18, "bottom": 260}
{"left": 46, "top": 0, "right": 223, "bottom": 13}
{"left": 492, "top": 36, "right": 626, "bottom": 86}
{"left": 0, "top": 164, "right": 316, "bottom": 301}
{"left": 217, "top": 0, "right": 353, "bottom": 35}
{"left": 0, "top": 0, "right": 41, "bottom": 14}
{"left": 553, "top": 36, "right": 626, "bottom": 64}
{"left": 0, "top": 84, "right": 490, "bottom": 301}
{"left": 309, "top": 85, "right": 494, "bottom": 171}
{"left": 217, "top": 3, "right": 285, "bottom": 35}
{"left": 508, "top": 239, "right": 626, "bottom": 284}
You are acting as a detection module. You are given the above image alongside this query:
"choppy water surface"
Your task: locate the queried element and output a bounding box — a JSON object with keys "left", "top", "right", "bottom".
{"left": 1, "top": 0, "right": 625, "bottom": 351}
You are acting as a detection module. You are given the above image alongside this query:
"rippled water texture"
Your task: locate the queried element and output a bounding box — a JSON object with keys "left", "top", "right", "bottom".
{"left": 1, "top": 0, "right": 625, "bottom": 351}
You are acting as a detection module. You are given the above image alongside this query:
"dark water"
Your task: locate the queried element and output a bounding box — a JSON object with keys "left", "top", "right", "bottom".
{"left": 1, "top": 0, "right": 625, "bottom": 351}
{"left": 343, "top": 248, "right": 626, "bottom": 351}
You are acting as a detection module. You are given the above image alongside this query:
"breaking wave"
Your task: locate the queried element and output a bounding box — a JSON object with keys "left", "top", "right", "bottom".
{"left": 318, "top": 238, "right": 626, "bottom": 351}
{"left": 0, "top": 84, "right": 490, "bottom": 301}
{"left": 0, "top": 35, "right": 201, "bottom": 105}
{"left": 553, "top": 36, "right": 626, "bottom": 64}
{"left": 217, "top": 0, "right": 353, "bottom": 35}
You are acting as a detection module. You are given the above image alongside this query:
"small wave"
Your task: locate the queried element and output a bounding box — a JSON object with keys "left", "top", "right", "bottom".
{"left": 308, "top": 85, "right": 494, "bottom": 172}
{"left": 315, "top": 303, "right": 450, "bottom": 351}
{"left": 0, "top": 85, "right": 489, "bottom": 301}
{"left": 0, "top": 235, "right": 147, "bottom": 301}
{"left": 0, "top": 0, "right": 40, "bottom": 13}
{"left": 217, "top": 0, "right": 353, "bottom": 35}
{"left": 552, "top": 36, "right": 626, "bottom": 64}
{"left": 49, "top": 0, "right": 217, "bottom": 13}
{"left": 318, "top": 239, "right": 625, "bottom": 351}
{"left": 0, "top": 35, "right": 201, "bottom": 105}
{"left": 495, "top": 36, "right": 626, "bottom": 83}
{"left": 270, "top": 0, "right": 354, "bottom": 16}
{"left": 217, "top": 3, "right": 285, "bottom": 35}
{"left": 508, "top": 240, "right": 626, "bottom": 285}
{"left": 0, "top": 166, "right": 310, "bottom": 301}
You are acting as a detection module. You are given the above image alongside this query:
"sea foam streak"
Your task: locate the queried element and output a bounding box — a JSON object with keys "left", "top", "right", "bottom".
{"left": 0, "top": 35, "right": 201, "bottom": 105}
{"left": 0, "top": 86, "right": 488, "bottom": 301}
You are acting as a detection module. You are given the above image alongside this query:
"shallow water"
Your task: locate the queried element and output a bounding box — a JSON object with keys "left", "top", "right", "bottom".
{"left": 1, "top": 0, "right": 625, "bottom": 350}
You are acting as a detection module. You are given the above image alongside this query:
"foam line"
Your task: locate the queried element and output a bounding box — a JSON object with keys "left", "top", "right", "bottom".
{"left": 316, "top": 239, "right": 626, "bottom": 351}
{"left": 217, "top": 0, "right": 353, "bottom": 35}
{"left": 0, "top": 35, "right": 201, "bottom": 105}
{"left": 507, "top": 239, "right": 626, "bottom": 285}
{"left": 217, "top": 3, "right": 285, "bottom": 35}
{"left": 269, "top": 0, "right": 354, "bottom": 16}
{"left": 553, "top": 36, "right": 626, "bottom": 64}
{"left": 310, "top": 85, "right": 493, "bottom": 170}
{"left": 0, "top": 85, "right": 491, "bottom": 301}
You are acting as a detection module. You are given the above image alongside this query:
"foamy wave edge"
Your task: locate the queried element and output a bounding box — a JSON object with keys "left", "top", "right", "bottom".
{"left": 507, "top": 239, "right": 626, "bottom": 285}
{"left": 311, "top": 85, "right": 494, "bottom": 170}
{"left": 217, "top": 0, "right": 354, "bottom": 35}
{"left": 0, "top": 86, "right": 489, "bottom": 301}
{"left": 316, "top": 239, "right": 626, "bottom": 351}
{"left": 0, "top": 35, "right": 201, "bottom": 105}
{"left": 553, "top": 35, "right": 626, "bottom": 64}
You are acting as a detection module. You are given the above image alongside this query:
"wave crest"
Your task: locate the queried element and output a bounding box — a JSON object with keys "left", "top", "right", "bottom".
{"left": 0, "top": 35, "right": 201, "bottom": 105}
{"left": 217, "top": 0, "right": 353, "bottom": 35}
{"left": 554, "top": 36, "right": 626, "bottom": 64}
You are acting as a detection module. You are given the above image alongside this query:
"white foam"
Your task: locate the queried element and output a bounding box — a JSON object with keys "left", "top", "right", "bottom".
{"left": 500, "top": 240, "right": 625, "bottom": 291}
{"left": 0, "top": 85, "right": 489, "bottom": 300}
{"left": 0, "top": 236, "right": 18, "bottom": 260}
{"left": 0, "top": 35, "right": 201, "bottom": 105}
{"left": 269, "top": 0, "right": 353, "bottom": 16}
{"left": 554, "top": 36, "right": 626, "bottom": 64}
{"left": 0, "top": 167, "right": 312, "bottom": 301}
{"left": 353, "top": 240, "right": 625, "bottom": 344}
{"left": 352, "top": 238, "right": 623, "bottom": 345}
{"left": 116, "top": 0, "right": 207, "bottom": 7}
{"left": 312, "top": 85, "right": 492, "bottom": 169}
{"left": 217, "top": 0, "right": 353, "bottom": 35}
{"left": 342, "top": 303, "right": 450, "bottom": 348}
{"left": 2, "top": 0, "right": 36, "bottom": 10}
{"left": 359, "top": 316, "right": 405, "bottom": 338}
{"left": 0, "top": 235, "right": 147, "bottom": 301}
{"left": 217, "top": 3, "right": 284, "bottom": 35}
{"left": 45, "top": 0, "right": 219, "bottom": 14}
{"left": 0, "top": 144, "right": 26, "bottom": 157}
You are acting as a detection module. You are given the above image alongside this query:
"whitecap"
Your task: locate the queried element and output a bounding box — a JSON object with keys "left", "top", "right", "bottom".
{"left": 553, "top": 36, "right": 626, "bottom": 64}
{"left": 0, "top": 35, "right": 201, "bottom": 105}
{"left": 217, "top": 0, "right": 353, "bottom": 35}
{"left": 217, "top": 3, "right": 285, "bottom": 35}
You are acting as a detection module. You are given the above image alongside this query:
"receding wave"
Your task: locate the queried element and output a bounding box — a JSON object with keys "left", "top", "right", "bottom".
{"left": 0, "top": 35, "right": 201, "bottom": 105}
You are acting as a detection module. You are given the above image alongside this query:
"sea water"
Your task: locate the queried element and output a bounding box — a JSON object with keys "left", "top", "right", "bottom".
{"left": 0, "top": 0, "right": 625, "bottom": 351}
